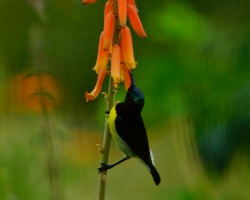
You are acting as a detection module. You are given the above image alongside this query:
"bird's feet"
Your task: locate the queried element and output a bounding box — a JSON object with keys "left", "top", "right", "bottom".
{"left": 98, "top": 163, "right": 113, "bottom": 173}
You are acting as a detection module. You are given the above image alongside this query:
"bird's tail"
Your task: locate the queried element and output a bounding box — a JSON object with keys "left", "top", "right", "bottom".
{"left": 149, "top": 164, "right": 161, "bottom": 185}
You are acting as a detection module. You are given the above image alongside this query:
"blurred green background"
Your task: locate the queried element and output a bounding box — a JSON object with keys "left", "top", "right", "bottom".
{"left": 0, "top": 0, "right": 250, "bottom": 199}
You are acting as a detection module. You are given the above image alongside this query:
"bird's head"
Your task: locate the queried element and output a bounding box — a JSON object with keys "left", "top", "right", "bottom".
{"left": 123, "top": 72, "right": 144, "bottom": 113}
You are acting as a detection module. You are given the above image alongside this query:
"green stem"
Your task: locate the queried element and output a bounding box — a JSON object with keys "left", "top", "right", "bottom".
{"left": 97, "top": 1, "right": 119, "bottom": 199}
{"left": 97, "top": 75, "right": 115, "bottom": 200}
{"left": 41, "top": 100, "right": 61, "bottom": 200}
{"left": 30, "top": 21, "right": 62, "bottom": 200}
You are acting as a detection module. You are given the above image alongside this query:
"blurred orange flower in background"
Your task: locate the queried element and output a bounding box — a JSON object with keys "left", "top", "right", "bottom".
{"left": 10, "top": 71, "right": 62, "bottom": 113}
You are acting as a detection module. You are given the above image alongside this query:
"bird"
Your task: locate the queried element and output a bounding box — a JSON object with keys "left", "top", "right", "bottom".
{"left": 98, "top": 72, "right": 161, "bottom": 185}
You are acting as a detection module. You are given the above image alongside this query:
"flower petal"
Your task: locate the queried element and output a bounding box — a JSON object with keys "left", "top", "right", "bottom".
{"left": 120, "top": 26, "right": 137, "bottom": 70}
{"left": 85, "top": 68, "right": 107, "bottom": 102}
{"left": 82, "top": 0, "right": 97, "bottom": 5}
{"left": 127, "top": 0, "right": 138, "bottom": 12}
{"left": 93, "top": 32, "right": 109, "bottom": 73}
{"left": 127, "top": 4, "right": 147, "bottom": 38}
{"left": 118, "top": 0, "right": 127, "bottom": 27}
{"left": 104, "top": 0, "right": 114, "bottom": 24}
{"left": 111, "top": 44, "right": 121, "bottom": 88}
{"left": 103, "top": 11, "right": 115, "bottom": 50}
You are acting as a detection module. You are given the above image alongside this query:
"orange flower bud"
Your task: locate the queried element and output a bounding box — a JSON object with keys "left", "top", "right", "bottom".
{"left": 85, "top": 68, "right": 107, "bottom": 101}
{"left": 104, "top": 0, "right": 114, "bottom": 23}
{"left": 111, "top": 44, "right": 121, "bottom": 88}
{"left": 118, "top": 0, "right": 127, "bottom": 27}
{"left": 127, "top": 0, "right": 138, "bottom": 12}
{"left": 120, "top": 26, "right": 137, "bottom": 69}
{"left": 93, "top": 32, "right": 109, "bottom": 73}
{"left": 82, "top": 0, "right": 97, "bottom": 5}
{"left": 127, "top": 4, "right": 147, "bottom": 38}
{"left": 103, "top": 11, "right": 115, "bottom": 50}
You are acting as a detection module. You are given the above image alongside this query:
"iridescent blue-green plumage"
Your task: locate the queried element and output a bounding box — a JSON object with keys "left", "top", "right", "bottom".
{"left": 102, "top": 72, "right": 161, "bottom": 185}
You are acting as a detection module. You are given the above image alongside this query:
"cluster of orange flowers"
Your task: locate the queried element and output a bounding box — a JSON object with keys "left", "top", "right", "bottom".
{"left": 84, "top": 0, "right": 147, "bottom": 101}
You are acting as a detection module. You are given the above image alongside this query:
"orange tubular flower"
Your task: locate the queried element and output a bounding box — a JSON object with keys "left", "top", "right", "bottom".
{"left": 103, "top": 11, "right": 115, "bottom": 51}
{"left": 120, "top": 26, "right": 137, "bottom": 70}
{"left": 93, "top": 32, "right": 109, "bottom": 73}
{"left": 127, "top": 4, "right": 147, "bottom": 38}
{"left": 118, "top": 0, "right": 127, "bottom": 27}
{"left": 85, "top": 68, "right": 107, "bottom": 102}
{"left": 111, "top": 44, "right": 121, "bottom": 88}
{"left": 127, "top": 0, "right": 138, "bottom": 12}
{"left": 104, "top": 0, "right": 114, "bottom": 23}
{"left": 82, "top": 0, "right": 97, "bottom": 5}
{"left": 84, "top": 0, "right": 147, "bottom": 100}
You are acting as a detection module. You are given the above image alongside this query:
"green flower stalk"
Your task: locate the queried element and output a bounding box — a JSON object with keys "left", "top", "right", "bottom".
{"left": 83, "top": 0, "right": 148, "bottom": 199}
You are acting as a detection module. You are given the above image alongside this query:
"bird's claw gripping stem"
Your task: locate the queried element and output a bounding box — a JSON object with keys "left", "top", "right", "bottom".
{"left": 98, "top": 163, "right": 113, "bottom": 173}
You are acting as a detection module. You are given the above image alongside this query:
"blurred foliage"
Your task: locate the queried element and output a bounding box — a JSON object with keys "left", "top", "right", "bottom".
{"left": 0, "top": 0, "right": 250, "bottom": 199}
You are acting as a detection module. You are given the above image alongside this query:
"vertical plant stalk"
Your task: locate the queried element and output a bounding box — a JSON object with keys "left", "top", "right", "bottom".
{"left": 29, "top": 1, "right": 62, "bottom": 199}
{"left": 97, "top": 1, "right": 121, "bottom": 199}
{"left": 97, "top": 75, "right": 116, "bottom": 200}
{"left": 85, "top": 0, "right": 148, "bottom": 197}
{"left": 32, "top": 29, "right": 62, "bottom": 200}
{"left": 40, "top": 99, "right": 61, "bottom": 200}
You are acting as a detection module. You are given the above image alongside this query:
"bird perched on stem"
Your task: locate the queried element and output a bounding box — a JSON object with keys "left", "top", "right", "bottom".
{"left": 98, "top": 72, "right": 161, "bottom": 185}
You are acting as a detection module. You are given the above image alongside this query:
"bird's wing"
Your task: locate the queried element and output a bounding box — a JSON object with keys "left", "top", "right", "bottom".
{"left": 115, "top": 113, "right": 152, "bottom": 164}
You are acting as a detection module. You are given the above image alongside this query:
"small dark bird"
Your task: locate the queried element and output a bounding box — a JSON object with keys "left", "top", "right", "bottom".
{"left": 98, "top": 72, "right": 161, "bottom": 185}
